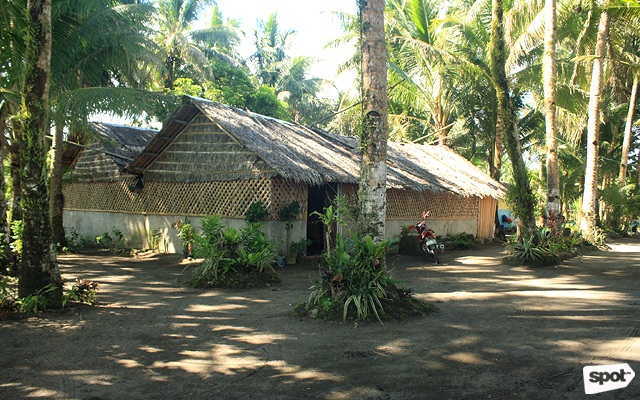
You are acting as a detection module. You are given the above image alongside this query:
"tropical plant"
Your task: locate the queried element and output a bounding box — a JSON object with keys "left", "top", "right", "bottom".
{"left": 62, "top": 279, "right": 99, "bottom": 307}
{"left": 358, "top": 0, "right": 388, "bottom": 243}
{"left": 154, "top": 0, "right": 218, "bottom": 90}
{"left": 174, "top": 218, "right": 196, "bottom": 257}
{"left": 245, "top": 201, "right": 270, "bottom": 223}
{"left": 310, "top": 195, "right": 353, "bottom": 255}
{"left": 183, "top": 216, "right": 278, "bottom": 288}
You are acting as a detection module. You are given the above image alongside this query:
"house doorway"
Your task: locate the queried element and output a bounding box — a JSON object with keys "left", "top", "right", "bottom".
{"left": 306, "top": 184, "right": 337, "bottom": 255}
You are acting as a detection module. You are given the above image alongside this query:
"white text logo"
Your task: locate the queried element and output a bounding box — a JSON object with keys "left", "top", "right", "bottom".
{"left": 583, "top": 363, "right": 635, "bottom": 395}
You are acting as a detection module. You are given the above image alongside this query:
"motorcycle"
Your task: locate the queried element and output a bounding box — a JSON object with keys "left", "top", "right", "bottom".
{"left": 412, "top": 211, "right": 444, "bottom": 264}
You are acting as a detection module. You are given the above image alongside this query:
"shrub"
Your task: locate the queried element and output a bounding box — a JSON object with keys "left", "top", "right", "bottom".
{"left": 0, "top": 278, "right": 99, "bottom": 315}
{"left": 245, "top": 201, "right": 269, "bottom": 223}
{"left": 183, "top": 216, "right": 278, "bottom": 288}
{"left": 304, "top": 234, "right": 435, "bottom": 323}
{"left": 442, "top": 232, "right": 476, "bottom": 250}
{"left": 505, "top": 227, "right": 593, "bottom": 267}
{"left": 62, "top": 279, "right": 99, "bottom": 307}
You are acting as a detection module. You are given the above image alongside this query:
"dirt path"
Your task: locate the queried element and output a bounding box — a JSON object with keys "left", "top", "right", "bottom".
{"left": 1, "top": 240, "right": 639, "bottom": 399}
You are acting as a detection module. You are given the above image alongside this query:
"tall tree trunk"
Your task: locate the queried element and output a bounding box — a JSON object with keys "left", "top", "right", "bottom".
{"left": 544, "top": 0, "right": 561, "bottom": 234}
{"left": 618, "top": 72, "right": 638, "bottom": 187}
{"left": 0, "top": 107, "right": 11, "bottom": 268}
{"left": 580, "top": 5, "right": 610, "bottom": 235}
{"left": 50, "top": 115, "right": 67, "bottom": 247}
{"left": 489, "top": 0, "right": 537, "bottom": 238}
{"left": 17, "top": 0, "right": 61, "bottom": 302}
{"left": 357, "top": 0, "right": 388, "bottom": 243}
{"left": 9, "top": 135, "right": 23, "bottom": 226}
{"left": 488, "top": 94, "right": 501, "bottom": 181}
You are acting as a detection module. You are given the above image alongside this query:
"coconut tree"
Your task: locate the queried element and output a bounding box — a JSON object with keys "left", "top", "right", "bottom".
{"left": 358, "top": 0, "right": 388, "bottom": 241}
{"left": 581, "top": 2, "right": 611, "bottom": 235}
{"left": 17, "top": 0, "right": 62, "bottom": 300}
{"left": 47, "top": 0, "right": 167, "bottom": 246}
{"left": 250, "top": 13, "right": 295, "bottom": 89}
{"left": 489, "top": 0, "right": 537, "bottom": 237}
{"left": 155, "top": 0, "right": 217, "bottom": 90}
{"left": 543, "top": 0, "right": 562, "bottom": 232}
{"left": 612, "top": 18, "right": 640, "bottom": 187}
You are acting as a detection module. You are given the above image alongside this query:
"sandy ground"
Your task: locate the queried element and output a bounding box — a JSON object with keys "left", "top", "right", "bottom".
{"left": 1, "top": 239, "right": 639, "bottom": 400}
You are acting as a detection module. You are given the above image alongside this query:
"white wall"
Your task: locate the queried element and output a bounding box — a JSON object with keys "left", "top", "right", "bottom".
{"left": 63, "top": 210, "right": 307, "bottom": 254}
{"left": 64, "top": 210, "right": 477, "bottom": 254}
{"left": 385, "top": 218, "right": 478, "bottom": 239}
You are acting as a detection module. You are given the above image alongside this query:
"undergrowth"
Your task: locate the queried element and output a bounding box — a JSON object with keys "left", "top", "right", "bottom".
{"left": 297, "top": 197, "right": 438, "bottom": 324}
{"left": 182, "top": 215, "right": 279, "bottom": 288}
{"left": 504, "top": 227, "right": 595, "bottom": 267}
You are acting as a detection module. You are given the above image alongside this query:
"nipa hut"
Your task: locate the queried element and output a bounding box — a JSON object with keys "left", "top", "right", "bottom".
{"left": 62, "top": 96, "right": 505, "bottom": 254}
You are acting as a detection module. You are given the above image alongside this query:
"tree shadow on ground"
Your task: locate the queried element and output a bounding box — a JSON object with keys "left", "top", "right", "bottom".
{"left": 1, "top": 240, "right": 638, "bottom": 399}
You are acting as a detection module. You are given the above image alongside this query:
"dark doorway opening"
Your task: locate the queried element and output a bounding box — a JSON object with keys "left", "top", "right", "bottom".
{"left": 306, "top": 184, "right": 337, "bottom": 255}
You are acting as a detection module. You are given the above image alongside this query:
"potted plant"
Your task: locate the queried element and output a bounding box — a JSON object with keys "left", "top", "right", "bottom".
{"left": 288, "top": 238, "right": 311, "bottom": 264}
{"left": 173, "top": 218, "right": 196, "bottom": 258}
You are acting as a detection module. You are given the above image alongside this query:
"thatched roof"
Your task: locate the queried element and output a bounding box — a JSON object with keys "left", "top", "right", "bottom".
{"left": 63, "top": 122, "right": 157, "bottom": 170}
{"left": 127, "top": 96, "right": 504, "bottom": 199}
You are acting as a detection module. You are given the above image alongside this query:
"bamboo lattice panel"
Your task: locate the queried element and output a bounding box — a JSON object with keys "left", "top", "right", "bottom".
{"left": 63, "top": 177, "right": 292, "bottom": 219}
{"left": 386, "top": 189, "right": 478, "bottom": 219}
{"left": 270, "top": 178, "right": 308, "bottom": 220}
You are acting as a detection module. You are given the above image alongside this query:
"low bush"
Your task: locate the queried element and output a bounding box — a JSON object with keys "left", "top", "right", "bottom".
{"left": 0, "top": 277, "right": 99, "bottom": 315}
{"left": 301, "top": 234, "right": 437, "bottom": 324}
{"left": 183, "top": 215, "right": 279, "bottom": 288}
{"left": 442, "top": 232, "right": 476, "bottom": 250}
{"left": 505, "top": 227, "right": 594, "bottom": 267}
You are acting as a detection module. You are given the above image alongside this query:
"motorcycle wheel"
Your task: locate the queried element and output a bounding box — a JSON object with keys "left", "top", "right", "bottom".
{"left": 430, "top": 245, "right": 440, "bottom": 264}
{"left": 420, "top": 241, "right": 428, "bottom": 255}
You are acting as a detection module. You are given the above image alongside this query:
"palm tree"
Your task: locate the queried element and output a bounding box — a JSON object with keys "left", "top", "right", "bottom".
{"left": 581, "top": 2, "right": 611, "bottom": 235}
{"left": 17, "top": 0, "right": 62, "bottom": 301}
{"left": 358, "top": 0, "right": 388, "bottom": 242}
{"left": 250, "top": 13, "right": 295, "bottom": 88}
{"left": 612, "top": 17, "right": 640, "bottom": 187}
{"left": 489, "top": 0, "right": 537, "bottom": 237}
{"left": 544, "top": 0, "right": 561, "bottom": 231}
{"left": 386, "top": 0, "right": 458, "bottom": 146}
{"left": 155, "top": 0, "right": 217, "bottom": 90}
{"left": 47, "top": 0, "right": 167, "bottom": 246}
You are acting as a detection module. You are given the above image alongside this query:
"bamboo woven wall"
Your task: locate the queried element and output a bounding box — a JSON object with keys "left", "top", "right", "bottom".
{"left": 63, "top": 176, "right": 307, "bottom": 219}
{"left": 144, "top": 115, "right": 276, "bottom": 182}
{"left": 386, "top": 189, "right": 478, "bottom": 219}
{"left": 69, "top": 149, "right": 124, "bottom": 182}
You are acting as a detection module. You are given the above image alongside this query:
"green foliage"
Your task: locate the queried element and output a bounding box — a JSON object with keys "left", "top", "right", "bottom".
{"left": 172, "top": 77, "right": 203, "bottom": 97}
{"left": 150, "top": 228, "right": 163, "bottom": 252}
{"left": 183, "top": 216, "right": 278, "bottom": 288}
{"left": 306, "top": 234, "right": 392, "bottom": 323}
{"left": 600, "top": 184, "right": 640, "bottom": 233}
{"left": 94, "top": 227, "right": 125, "bottom": 250}
{"left": 245, "top": 85, "right": 290, "bottom": 121}
{"left": 203, "top": 60, "right": 255, "bottom": 107}
{"left": 62, "top": 279, "right": 99, "bottom": 307}
{"left": 1, "top": 275, "right": 99, "bottom": 314}
{"left": 278, "top": 201, "right": 301, "bottom": 230}
{"left": 174, "top": 218, "right": 196, "bottom": 257}
{"left": 442, "top": 232, "right": 476, "bottom": 250}
{"left": 582, "top": 226, "right": 607, "bottom": 248}
{"left": 16, "top": 284, "right": 58, "bottom": 315}
{"left": 506, "top": 227, "right": 593, "bottom": 267}
{"left": 245, "top": 201, "right": 269, "bottom": 223}
{"left": 289, "top": 238, "right": 311, "bottom": 256}
{"left": 10, "top": 220, "right": 23, "bottom": 255}
{"left": 310, "top": 195, "right": 354, "bottom": 254}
